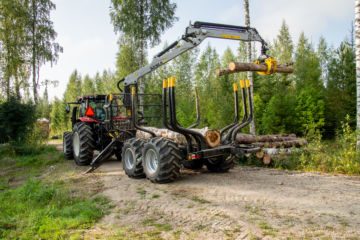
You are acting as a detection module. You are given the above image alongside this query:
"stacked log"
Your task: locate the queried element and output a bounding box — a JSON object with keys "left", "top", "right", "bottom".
{"left": 136, "top": 127, "right": 221, "bottom": 148}
{"left": 236, "top": 133, "right": 307, "bottom": 165}
{"left": 136, "top": 128, "right": 306, "bottom": 165}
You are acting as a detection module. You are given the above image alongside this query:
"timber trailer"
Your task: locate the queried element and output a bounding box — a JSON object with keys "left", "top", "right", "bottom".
{"left": 82, "top": 21, "right": 281, "bottom": 183}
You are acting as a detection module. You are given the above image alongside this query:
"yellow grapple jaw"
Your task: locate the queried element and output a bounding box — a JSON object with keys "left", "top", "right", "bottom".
{"left": 254, "top": 57, "right": 277, "bottom": 76}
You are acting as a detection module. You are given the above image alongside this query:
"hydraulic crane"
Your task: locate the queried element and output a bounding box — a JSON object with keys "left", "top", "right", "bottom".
{"left": 83, "top": 21, "right": 278, "bottom": 183}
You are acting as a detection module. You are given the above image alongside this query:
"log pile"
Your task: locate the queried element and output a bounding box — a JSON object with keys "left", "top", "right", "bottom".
{"left": 235, "top": 133, "right": 307, "bottom": 165}
{"left": 136, "top": 127, "right": 221, "bottom": 148}
{"left": 216, "top": 62, "right": 294, "bottom": 77}
{"left": 136, "top": 128, "right": 306, "bottom": 165}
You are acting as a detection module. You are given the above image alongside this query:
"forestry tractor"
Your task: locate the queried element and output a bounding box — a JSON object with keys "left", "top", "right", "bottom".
{"left": 63, "top": 95, "right": 125, "bottom": 165}
{"left": 63, "top": 21, "right": 293, "bottom": 183}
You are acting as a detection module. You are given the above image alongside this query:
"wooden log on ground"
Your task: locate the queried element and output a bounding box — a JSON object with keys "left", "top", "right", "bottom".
{"left": 136, "top": 127, "right": 221, "bottom": 148}
{"left": 255, "top": 150, "right": 265, "bottom": 159}
{"left": 236, "top": 133, "right": 297, "bottom": 144}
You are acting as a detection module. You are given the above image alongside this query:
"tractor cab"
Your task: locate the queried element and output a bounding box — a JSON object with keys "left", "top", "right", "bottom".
{"left": 65, "top": 95, "right": 109, "bottom": 127}
{"left": 78, "top": 95, "right": 107, "bottom": 121}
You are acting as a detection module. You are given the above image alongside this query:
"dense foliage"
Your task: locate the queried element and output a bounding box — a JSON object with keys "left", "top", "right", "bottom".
{"left": 0, "top": 0, "right": 62, "bottom": 103}
{"left": 0, "top": 97, "right": 36, "bottom": 143}
{"left": 50, "top": 21, "right": 355, "bottom": 140}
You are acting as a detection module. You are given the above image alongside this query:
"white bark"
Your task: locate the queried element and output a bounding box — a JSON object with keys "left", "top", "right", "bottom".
{"left": 244, "top": 0, "right": 256, "bottom": 134}
{"left": 136, "top": 127, "right": 221, "bottom": 148}
{"left": 355, "top": 0, "right": 360, "bottom": 149}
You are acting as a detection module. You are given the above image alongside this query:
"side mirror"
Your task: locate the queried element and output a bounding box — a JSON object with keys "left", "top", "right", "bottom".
{"left": 65, "top": 104, "right": 70, "bottom": 113}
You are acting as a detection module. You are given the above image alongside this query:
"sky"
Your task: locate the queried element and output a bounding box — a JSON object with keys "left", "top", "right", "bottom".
{"left": 41, "top": 0, "right": 355, "bottom": 100}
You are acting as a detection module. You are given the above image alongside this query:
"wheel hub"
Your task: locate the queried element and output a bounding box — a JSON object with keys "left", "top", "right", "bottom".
{"left": 124, "top": 148, "right": 135, "bottom": 170}
{"left": 145, "top": 149, "right": 158, "bottom": 175}
{"left": 73, "top": 132, "right": 80, "bottom": 157}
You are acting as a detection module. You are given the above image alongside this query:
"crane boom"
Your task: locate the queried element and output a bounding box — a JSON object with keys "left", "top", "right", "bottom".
{"left": 123, "top": 21, "right": 269, "bottom": 86}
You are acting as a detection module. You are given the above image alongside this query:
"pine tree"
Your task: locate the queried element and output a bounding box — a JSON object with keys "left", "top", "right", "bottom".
{"left": 195, "top": 45, "right": 221, "bottom": 128}
{"left": 50, "top": 97, "right": 66, "bottom": 135}
{"left": 272, "top": 20, "right": 294, "bottom": 64}
{"left": 325, "top": 41, "right": 356, "bottom": 137}
{"left": 82, "top": 75, "right": 96, "bottom": 96}
{"left": 109, "top": 0, "right": 177, "bottom": 109}
{"left": 294, "top": 32, "right": 325, "bottom": 136}
{"left": 94, "top": 72, "right": 105, "bottom": 94}
{"left": 64, "top": 70, "right": 82, "bottom": 102}
{"left": 256, "top": 21, "right": 295, "bottom": 134}
{"left": 171, "top": 49, "right": 198, "bottom": 126}
{"left": 317, "top": 36, "right": 330, "bottom": 85}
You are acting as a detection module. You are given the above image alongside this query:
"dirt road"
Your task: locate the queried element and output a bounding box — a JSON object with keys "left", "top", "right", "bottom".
{"left": 72, "top": 157, "right": 360, "bottom": 239}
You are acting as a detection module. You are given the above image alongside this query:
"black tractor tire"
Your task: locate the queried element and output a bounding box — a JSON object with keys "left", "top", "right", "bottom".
{"left": 122, "top": 138, "right": 145, "bottom": 178}
{"left": 72, "top": 122, "right": 95, "bottom": 166}
{"left": 142, "top": 137, "right": 182, "bottom": 183}
{"left": 63, "top": 131, "right": 73, "bottom": 160}
{"left": 205, "top": 154, "right": 236, "bottom": 173}
{"left": 182, "top": 160, "right": 203, "bottom": 170}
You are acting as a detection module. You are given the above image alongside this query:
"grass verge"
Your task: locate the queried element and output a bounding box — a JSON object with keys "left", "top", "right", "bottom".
{"left": 0, "top": 144, "right": 112, "bottom": 239}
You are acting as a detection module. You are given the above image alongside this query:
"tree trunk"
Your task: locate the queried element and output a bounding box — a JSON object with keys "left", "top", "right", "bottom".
{"left": 138, "top": 0, "right": 145, "bottom": 114}
{"left": 244, "top": 0, "right": 255, "bottom": 135}
{"left": 32, "top": 0, "right": 38, "bottom": 104}
{"left": 355, "top": 0, "right": 360, "bottom": 149}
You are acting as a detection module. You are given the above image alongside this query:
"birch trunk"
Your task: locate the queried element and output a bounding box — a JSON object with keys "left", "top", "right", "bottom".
{"left": 244, "top": 0, "right": 256, "bottom": 134}
{"left": 356, "top": 0, "right": 360, "bottom": 149}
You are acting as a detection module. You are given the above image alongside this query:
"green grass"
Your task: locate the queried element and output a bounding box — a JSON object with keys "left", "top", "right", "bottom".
{"left": 0, "top": 180, "right": 111, "bottom": 239}
{"left": 0, "top": 145, "right": 62, "bottom": 191}
{"left": 0, "top": 144, "right": 112, "bottom": 239}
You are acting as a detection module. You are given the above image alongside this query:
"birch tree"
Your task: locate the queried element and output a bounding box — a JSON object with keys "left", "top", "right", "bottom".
{"left": 243, "top": 0, "right": 256, "bottom": 134}
{"left": 109, "top": 0, "right": 177, "bottom": 111}
{"left": 355, "top": 0, "right": 360, "bottom": 148}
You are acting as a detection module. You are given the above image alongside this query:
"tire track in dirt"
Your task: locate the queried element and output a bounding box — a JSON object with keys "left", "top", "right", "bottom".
{"left": 81, "top": 160, "right": 360, "bottom": 239}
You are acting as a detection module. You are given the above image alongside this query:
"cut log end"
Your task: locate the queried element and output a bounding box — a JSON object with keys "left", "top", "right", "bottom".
{"left": 263, "top": 154, "right": 272, "bottom": 165}
{"left": 205, "top": 130, "right": 220, "bottom": 148}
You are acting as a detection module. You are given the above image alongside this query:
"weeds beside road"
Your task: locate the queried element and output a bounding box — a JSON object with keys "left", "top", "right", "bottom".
{"left": 0, "top": 145, "right": 111, "bottom": 239}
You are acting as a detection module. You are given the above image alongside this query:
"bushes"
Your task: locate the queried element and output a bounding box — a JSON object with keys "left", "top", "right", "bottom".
{"left": 0, "top": 97, "right": 36, "bottom": 144}
{"left": 273, "top": 116, "right": 360, "bottom": 175}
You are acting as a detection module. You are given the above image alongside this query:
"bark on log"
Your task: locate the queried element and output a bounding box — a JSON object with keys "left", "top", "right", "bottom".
{"left": 136, "top": 127, "right": 220, "bottom": 148}
{"left": 229, "top": 62, "right": 294, "bottom": 73}
{"left": 252, "top": 139, "right": 307, "bottom": 148}
{"left": 216, "top": 68, "right": 234, "bottom": 76}
{"left": 216, "top": 62, "right": 294, "bottom": 76}
{"left": 236, "top": 133, "right": 297, "bottom": 144}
